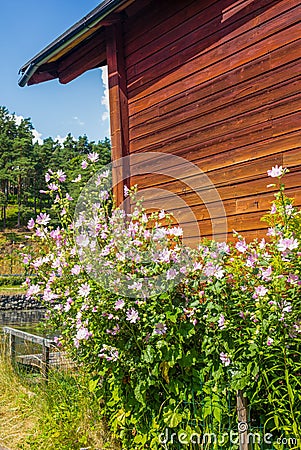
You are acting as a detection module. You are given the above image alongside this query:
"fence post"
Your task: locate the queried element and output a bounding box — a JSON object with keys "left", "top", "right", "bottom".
{"left": 42, "top": 344, "right": 50, "bottom": 380}
{"left": 10, "top": 333, "right": 16, "bottom": 362}
{"left": 237, "top": 390, "right": 249, "bottom": 450}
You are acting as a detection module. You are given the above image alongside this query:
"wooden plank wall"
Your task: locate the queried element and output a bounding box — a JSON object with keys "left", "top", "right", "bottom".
{"left": 123, "top": 0, "right": 301, "bottom": 242}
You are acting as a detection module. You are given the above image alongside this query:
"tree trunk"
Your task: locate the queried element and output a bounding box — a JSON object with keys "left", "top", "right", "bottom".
{"left": 3, "top": 205, "right": 6, "bottom": 229}
{"left": 17, "top": 174, "right": 21, "bottom": 227}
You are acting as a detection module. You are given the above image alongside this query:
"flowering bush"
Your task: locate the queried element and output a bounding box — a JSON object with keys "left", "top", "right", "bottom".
{"left": 24, "top": 163, "right": 301, "bottom": 449}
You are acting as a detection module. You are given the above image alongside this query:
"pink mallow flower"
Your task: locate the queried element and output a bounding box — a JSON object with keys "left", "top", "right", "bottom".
{"left": 253, "top": 285, "right": 268, "bottom": 299}
{"left": 50, "top": 228, "right": 62, "bottom": 241}
{"left": 71, "top": 265, "right": 81, "bottom": 275}
{"left": 235, "top": 239, "right": 248, "bottom": 253}
{"left": 76, "top": 327, "right": 92, "bottom": 341}
{"left": 277, "top": 237, "right": 298, "bottom": 252}
{"left": 53, "top": 336, "right": 62, "bottom": 347}
{"left": 78, "top": 283, "right": 90, "bottom": 298}
{"left": 81, "top": 160, "right": 88, "bottom": 169}
{"left": 57, "top": 170, "right": 66, "bottom": 182}
{"left": 220, "top": 352, "right": 231, "bottom": 366}
{"left": 26, "top": 284, "right": 40, "bottom": 298}
{"left": 287, "top": 274, "right": 299, "bottom": 284}
{"left": 267, "top": 165, "right": 286, "bottom": 178}
{"left": 126, "top": 308, "right": 140, "bottom": 323}
{"left": 218, "top": 314, "right": 226, "bottom": 330}
{"left": 261, "top": 266, "right": 272, "bottom": 281}
{"left": 114, "top": 299, "right": 125, "bottom": 310}
{"left": 36, "top": 212, "right": 51, "bottom": 226}
{"left": 267, "top": 337, "right": 274, "bottom": 346}
{"left": 154, "top": 323, "right": 167, "bottom": 335}
{"left": 47, "top": 183, "right": 59, "bottom": 191}
{"left": 87, "top": 152, "right": 99, "bottom": 162}
{"left": 27, "top": 218, "right": 35, "bottom": 229}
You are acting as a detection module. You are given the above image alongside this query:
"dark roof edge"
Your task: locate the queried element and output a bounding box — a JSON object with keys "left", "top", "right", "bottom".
{"left": 18, "top": 0, "right": 125, "bottom": 87}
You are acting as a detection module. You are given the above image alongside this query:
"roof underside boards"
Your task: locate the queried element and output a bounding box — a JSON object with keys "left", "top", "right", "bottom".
{"left": 18, "top": 0, "right": 133, "bottom": 86}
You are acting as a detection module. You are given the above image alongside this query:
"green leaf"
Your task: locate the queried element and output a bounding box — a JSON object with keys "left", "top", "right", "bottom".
{"left": 134, "top": 382, "right": 146, "bottom": 406}
{"left": 142, "top": 345, "right": 155, "bottom": 364}
{"left": 163, "top": 409, "right": 183, "bottom": 428}
{"left": 88, "top": 377, "right": 99, "bottom": 393}
{"left": 133, "top": 434, "right": 147, "bottom": 444}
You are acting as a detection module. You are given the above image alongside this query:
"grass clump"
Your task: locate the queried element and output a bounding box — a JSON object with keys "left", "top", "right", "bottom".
{"left": 0, "top": 343, "right": 117, "bottom": 450}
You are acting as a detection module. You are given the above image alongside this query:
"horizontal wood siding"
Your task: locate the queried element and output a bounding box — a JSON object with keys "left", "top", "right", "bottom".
{"left": 123, "top": 0, "right": 301, "bottom": 242}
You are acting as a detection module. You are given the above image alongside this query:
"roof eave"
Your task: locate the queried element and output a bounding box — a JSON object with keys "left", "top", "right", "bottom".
{"left": 18, "top": 0, "right": 126, "bottom": 87}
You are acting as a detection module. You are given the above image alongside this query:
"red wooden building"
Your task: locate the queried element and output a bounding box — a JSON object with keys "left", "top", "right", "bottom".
{"left": 19, "top": 0, "right": 301, "bottom": 243}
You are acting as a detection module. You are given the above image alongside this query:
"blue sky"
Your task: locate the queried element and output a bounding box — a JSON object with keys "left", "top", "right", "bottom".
{"left": 1, "top": 0, "right": 110, "bottom": 143}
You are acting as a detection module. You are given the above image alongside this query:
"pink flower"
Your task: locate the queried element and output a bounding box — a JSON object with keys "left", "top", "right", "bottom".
{"left": 157, "top": 248, "right": 171, "bottom": 263}
{"left": 53, "top": 336, "right": 62, "bottom": 347}
{"left": 50, "top": 228, "right": 62, "bottom": 241}
{"left": 128, "top": 281, "right": 142, "bottom": 291}
{"left": 166, "top": 268, "right": 178, "bottom": 280}
{"left": 158, "top": 210, "right": 166, "bottom": 219}
{"left": 45, "top": 173, "right": 51, "bottom": 183}
{"left": 47, "top": 183, "right": 59, "bottom": 191}
{"left": 126, "top": 308, "right": 140, "bottom": 323}
{"left": 71, "top": 265, "right": 81, "bottom": 275}
{"left": 66, "top": 193, "right": 73, "bottom": 201}
{"left": 87, "top": 152, "right": 99, "bottom": 162}
{"left": 27, "top": 218, "right": 35, "bottom": 229}
{"left": 100, "top": 190, "right": 109, "bottom": 201}
{"left": 287, "top": 274, "right": 299, "bottom": 284}
{"left": 267, "top": 227, "right": 276, "bottom": 237}
{"left": 193, "top": 262, "right": 202, "bottom": 271}
{"left": 270, "top": 203, "right": 277, "bottom": 214}
{"left": 26, "top": 284, "right": 40, "bottom": 298}
{"left": 114, "top": 299, "right": 125, "bottom": 310}
{"left": 277, "top": 237, "right": 298, "bottom": 252}
{"left": 253, "top": 285, "right": 268, "bottom": 299}
{"left": 124, "top": 185, "right": 129, "bottom": 197}
{"left": 81, "top": 160, "right": 88, "bottom": 169}
{"left": 36, "top": 212, "right": 51, "bottom": 226}
{"left": 218, "top": 314, "right": 225, "bottom": 329}
{"left": 168, "top": 226, "right": 183, "bottom": 237}
{"left": 267, "top": 165, "right": 286, "bottom": 178}
{"left": 154, "top": 323, "right": 167, "bottom": 335}
{"left": 57, "top": 170, "right": 66, "bottom": 182}
{"left": 76, "top": 234, "right": 90, "bottom": 247}
{"left": 23, "top": 255, "right": 31, "bottom": 264}
{"left": 236, "top": 239, "right": 248, "bottom": 253}
{"left": 76, "top": 327, "right": 92, "bottom": 340}
{"left": 261, "top": 266, "right": 272, "bottom": 281}
{"left": 78, "top": 283, "right": 90, "bottom": 297}
{"left": 267, "top": 337, "right": 274, "bottom": 346}
{"left": 72, "top": 174, "right": 82, "bottom": 183}
{"left": 220, "top": 352, "right": 231, "bottom": 366}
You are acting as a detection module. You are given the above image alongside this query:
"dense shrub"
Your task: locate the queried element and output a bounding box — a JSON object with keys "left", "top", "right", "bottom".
{"left": 0, "top": 275, "right": 26, "bottom": 286}
{"left": 24, "top": 163, "right": 301, "bottom": 449}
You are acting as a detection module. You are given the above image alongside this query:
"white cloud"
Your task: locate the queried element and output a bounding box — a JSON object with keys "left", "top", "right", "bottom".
{"left": 11, "top": 114, "right": 43, "bottom": 144}
{"left": 73, "top": 116, "right": 85, "bottom": 126}
{"left": 32, "top": 128, "right": 43, "bottom": 145}
{"left": 54, "top": 134, "right": 69, "bottom": 144}
{"left": 101, "top": 66, "right": 110, "bottom": 123}
{"left": 13, "top": 114, "right": 23, "bottom": 126}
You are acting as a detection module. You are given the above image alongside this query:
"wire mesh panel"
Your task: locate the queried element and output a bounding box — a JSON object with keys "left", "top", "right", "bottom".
{"left": 2, "top": 327, "right": 75, "bottom": 379}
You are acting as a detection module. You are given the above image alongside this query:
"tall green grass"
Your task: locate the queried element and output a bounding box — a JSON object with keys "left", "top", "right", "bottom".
{"left": 0, "top": 342, "right": 117, "bottom": 450}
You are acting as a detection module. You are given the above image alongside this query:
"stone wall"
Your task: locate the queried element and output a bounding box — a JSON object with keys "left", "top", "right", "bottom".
{"left": 0, "top": 294, "right": 42, "bottom": 310}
